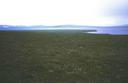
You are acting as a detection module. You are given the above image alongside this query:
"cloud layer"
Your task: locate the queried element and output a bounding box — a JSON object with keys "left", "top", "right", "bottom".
{"left": 0, "top": 0, "right": 128, "bottom": 26}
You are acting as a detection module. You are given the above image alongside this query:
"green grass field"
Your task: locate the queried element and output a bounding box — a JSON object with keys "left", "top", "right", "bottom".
{"left": 0, "top": 31, "right": 128, "bottom": 83}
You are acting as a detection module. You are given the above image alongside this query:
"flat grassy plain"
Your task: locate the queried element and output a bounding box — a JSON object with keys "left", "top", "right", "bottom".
{"left": 0, "top": 30, "right": 128, "bottom": 83}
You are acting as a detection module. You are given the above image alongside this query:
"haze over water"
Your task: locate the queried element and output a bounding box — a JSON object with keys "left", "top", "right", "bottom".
{"left": 0, "top": 25, "right": 128, "bottom": 35}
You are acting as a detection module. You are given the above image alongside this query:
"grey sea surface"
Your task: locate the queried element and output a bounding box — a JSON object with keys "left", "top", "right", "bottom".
{"left": 0, "top": 25, "right": 128, "bottom": 35}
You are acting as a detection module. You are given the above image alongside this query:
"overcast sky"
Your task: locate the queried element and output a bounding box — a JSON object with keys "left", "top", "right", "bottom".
{"left": 0, "top": 0, "right": 128, "bottom": 26}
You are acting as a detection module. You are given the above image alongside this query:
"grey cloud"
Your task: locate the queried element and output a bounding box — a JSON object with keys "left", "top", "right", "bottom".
{"left": 105, "top": 1, "right": 128, "bottom": 18}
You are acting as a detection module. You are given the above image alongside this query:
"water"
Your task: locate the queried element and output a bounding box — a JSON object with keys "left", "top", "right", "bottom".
{"left": 0, "top": 25, "right": 128, "bottom": 35}
{"left": 87, "top": 27, "right": 128, "bottom": 35}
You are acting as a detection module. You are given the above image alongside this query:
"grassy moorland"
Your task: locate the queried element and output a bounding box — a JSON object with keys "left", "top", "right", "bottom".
{"left": 0, "top": 30, "right": 128, "bottom": 83}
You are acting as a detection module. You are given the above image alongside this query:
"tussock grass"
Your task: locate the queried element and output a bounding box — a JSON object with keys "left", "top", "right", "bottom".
{"left": 0, "top": 31, "right": 128, "bottom": 83}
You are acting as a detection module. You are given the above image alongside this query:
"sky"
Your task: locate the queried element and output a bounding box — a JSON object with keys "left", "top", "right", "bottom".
{"left": 0, "top": 0, "right": 128, "bottom": 26}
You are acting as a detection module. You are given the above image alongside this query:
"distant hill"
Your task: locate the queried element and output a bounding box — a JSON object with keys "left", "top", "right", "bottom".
{"left": 0, "top": 24, "right": 128, "bottom": 30}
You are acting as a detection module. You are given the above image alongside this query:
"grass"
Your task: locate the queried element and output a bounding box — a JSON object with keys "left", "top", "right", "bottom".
{"left": 0, "top": 30, "right": 128, "bottom": 83}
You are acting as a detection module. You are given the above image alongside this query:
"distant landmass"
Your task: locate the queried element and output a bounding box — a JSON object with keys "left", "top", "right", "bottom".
{"left": 0, "top": 25, "right": 128, "bottom": 30}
